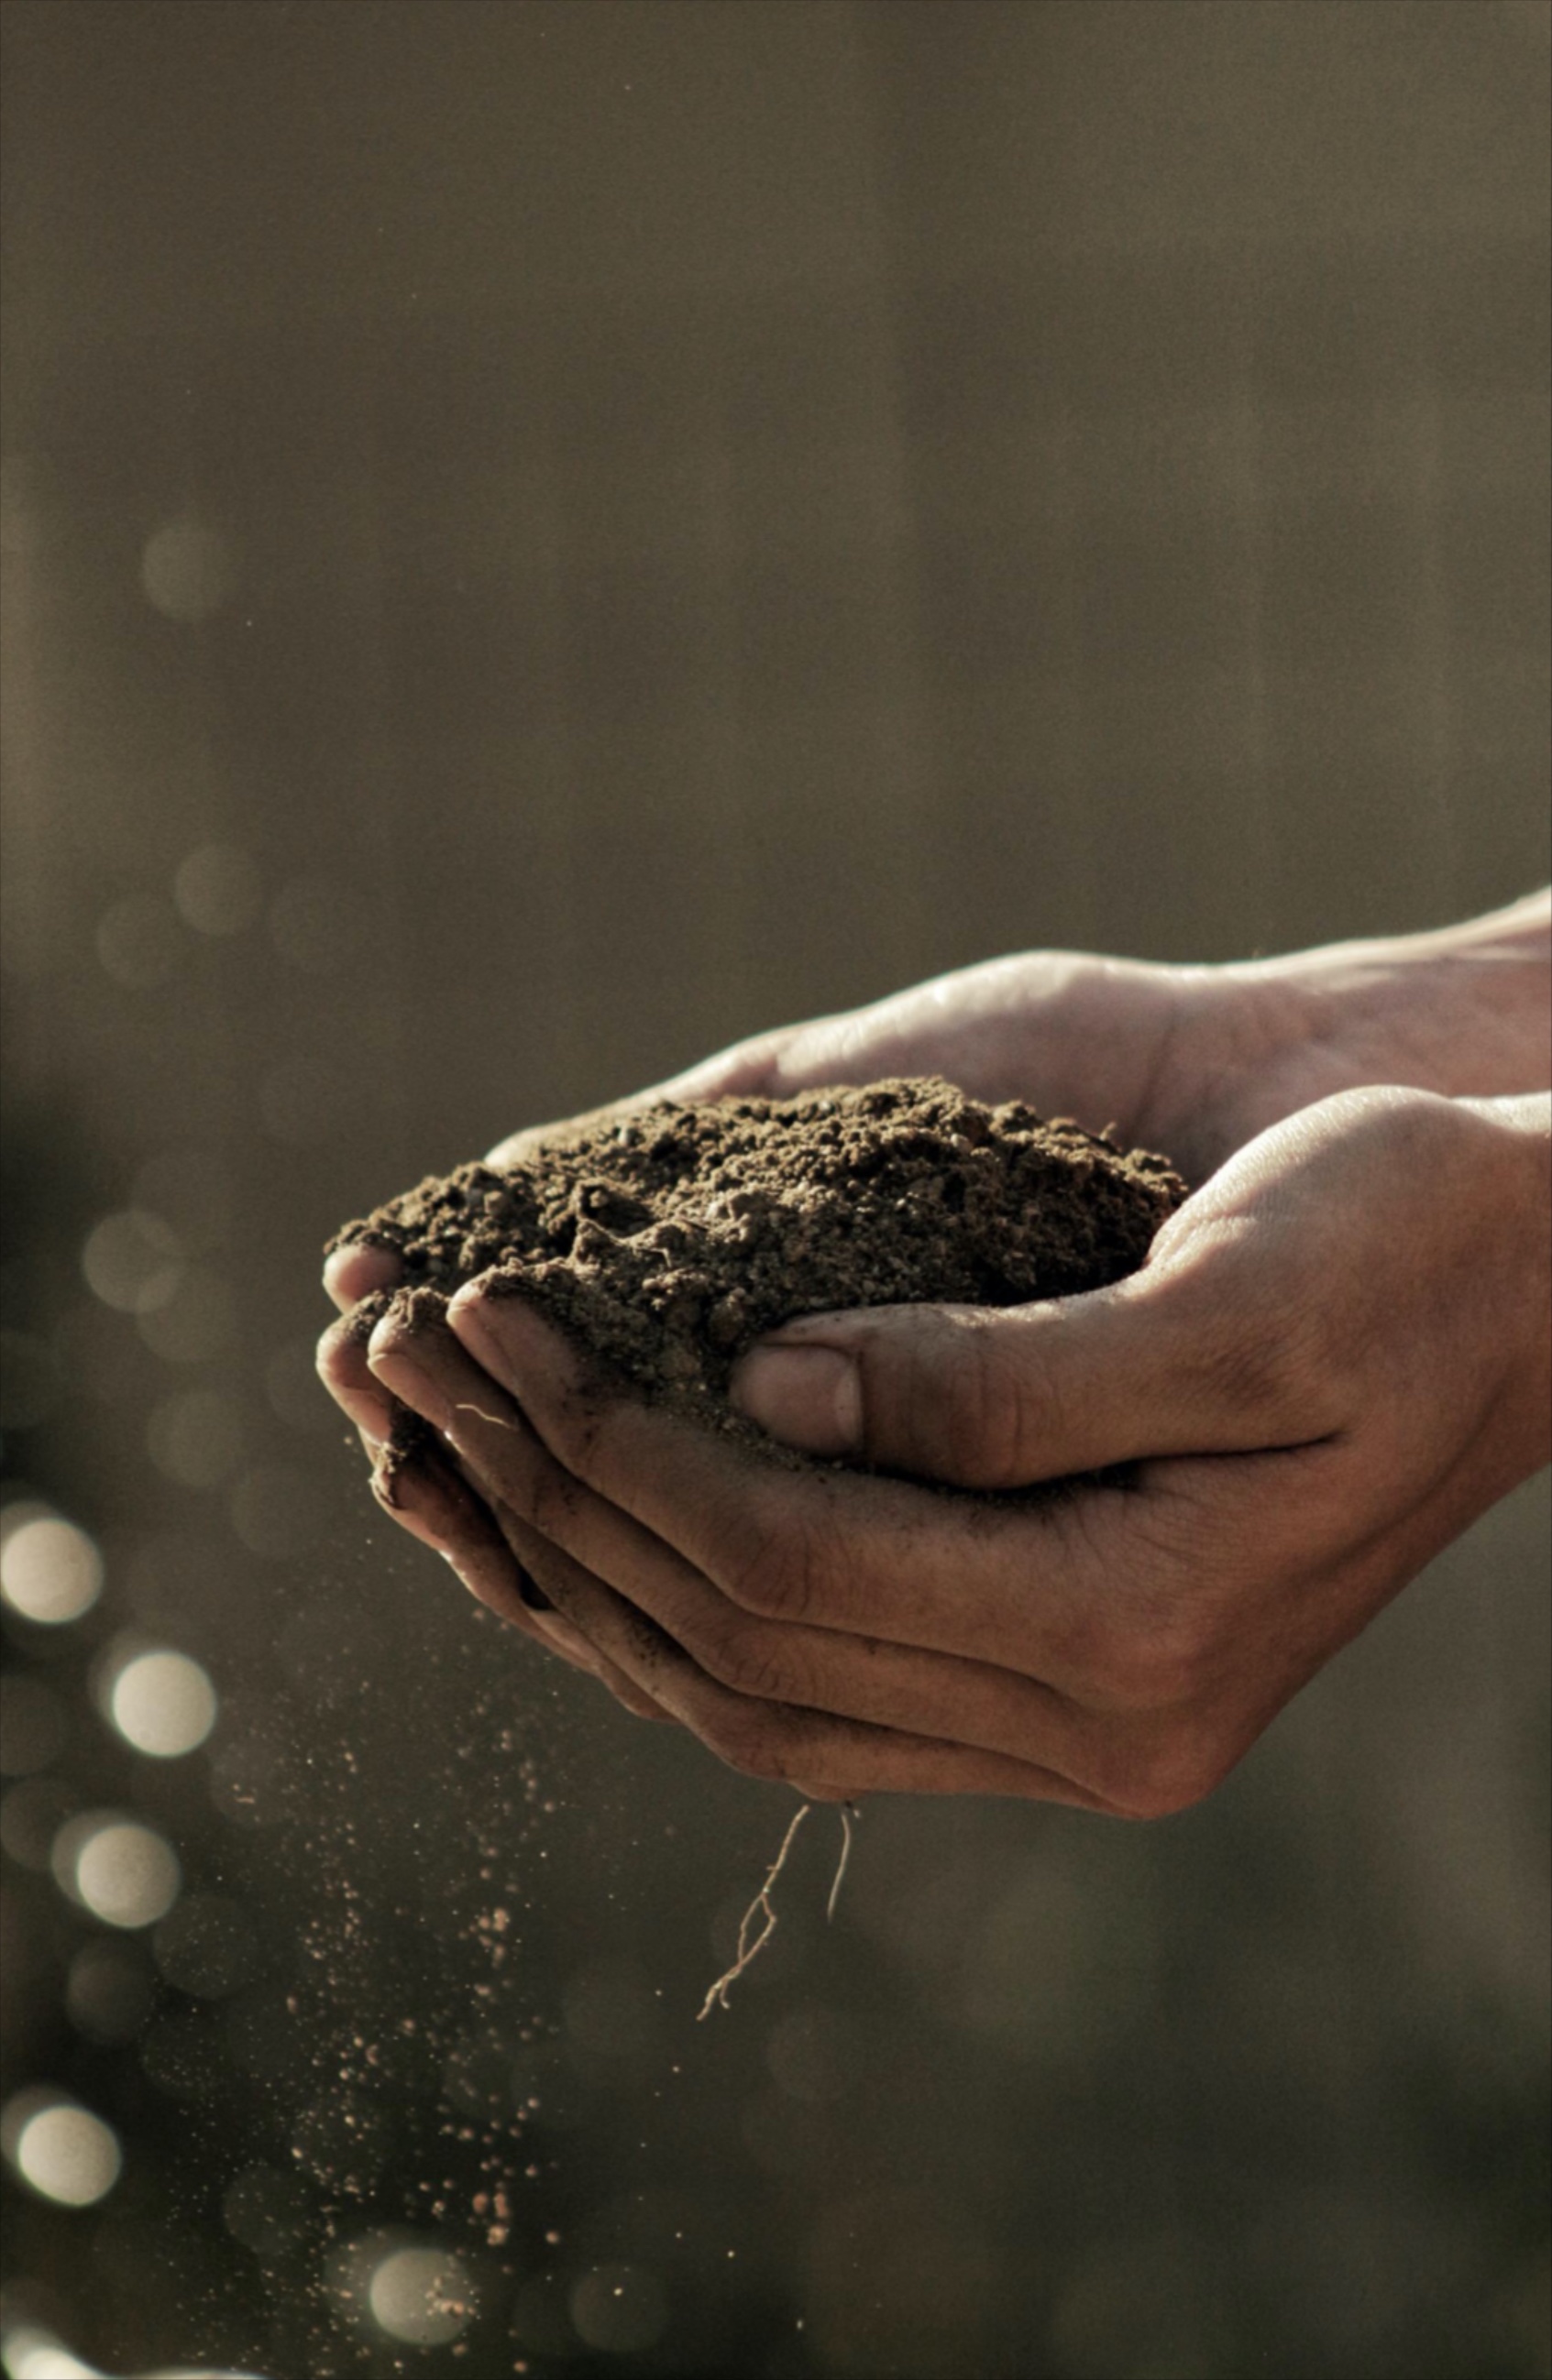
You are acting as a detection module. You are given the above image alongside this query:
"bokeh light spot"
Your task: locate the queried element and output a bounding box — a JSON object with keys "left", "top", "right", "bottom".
{"left": 173, "top": 843, "right": 262, "bottom": 938}
{"left": 56, "top": 1814, "right": 181, "bottom": 1928}
{"left": 0, "top": 1516, "right": 103, "bottom": 1624}
{"left": 569, "top": 2265, "right": 668, "bottom": 2355}
{"left": 4, "top": 2094, "right": 122, "bottom": 2207}
{"left": 110, "top": 1648, "right": 218, "bottom": 1758}
{"left": 0, "top": 2321, "right": 106, "bottom": 2376}
{"left": 82, "top": 1210, "right": 182, "bottom": 1314}
{"left": 141, "top": 515, "right": 237, "bottom": 624}
{"left": 368, "top": 2244, "right": 477, "bottom": 2346}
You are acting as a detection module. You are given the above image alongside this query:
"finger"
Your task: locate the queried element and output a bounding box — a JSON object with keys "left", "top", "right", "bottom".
{"left": 411, "top": 1287, "right": 1291, "bottom": 1760}
{"left": 368, "top": 1433, "right": 561, "bottom": 1647}
{"left": 369, "top": 1307, "right": 1112, "bottom": 1761}
{"left": 369, "top": 1307, "right": 736, "bottom": 1719}
{"left": 376, "top": 1432, "right": 668, "bottom": 1718}
{"left": 396, "top": 1321, "right": 1106, "bottom": 1774}
{"left": 325, "top": 1242, "right": 402, "bottom": 1313}
{"left": 482, "top": 1501, "right": 688, "bottom": 1726}
{"left": 727, "top": 1221, "right": 1337, "bottom": 1489}
{"left": 491, "top": 1513, "right": 1112, "bottom": 1808}
{"left": 318, "top": 1308, "right": 399, "bottom": 1443}
{"left": 364, "top": 1301, "right": 678, "bottom": 1719}
{"left": 441, "top": 1286, "right": 1118, "bottom": 1683}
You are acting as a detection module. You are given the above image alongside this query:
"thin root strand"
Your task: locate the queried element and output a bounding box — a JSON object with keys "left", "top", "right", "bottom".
{"left": 698, "top": 1800, "right": 859, "bottom": 2020}
{"left": 827, "top": 1804, "right": 857, "bottom": 1925}
{"left": 698, "top": 1803, "right": 811, "bottom": 2020}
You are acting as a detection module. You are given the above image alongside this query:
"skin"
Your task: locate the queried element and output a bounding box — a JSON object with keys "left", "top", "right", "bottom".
{"left": 319, "top": 894, "right": 1551, "bottom": 1809}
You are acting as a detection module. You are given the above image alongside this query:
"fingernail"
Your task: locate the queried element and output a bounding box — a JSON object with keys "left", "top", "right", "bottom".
{"left": 731, "top": 1344, "right": 862, "bottom": 1456}
{"left": 516, "top": 1565, "right": 554, "bottom": 1611}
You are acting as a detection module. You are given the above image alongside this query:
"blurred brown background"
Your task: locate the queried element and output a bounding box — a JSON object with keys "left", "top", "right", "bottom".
{"left": 2, "top": 4, "right": 1548, "bottom": 2375}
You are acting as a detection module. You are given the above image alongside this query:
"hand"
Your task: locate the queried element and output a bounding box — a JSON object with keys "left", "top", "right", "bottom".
{"left": 318, "top": 896, "right": 1549, "bottom": 1736}
{"left": 317, "top": 948, "right": 1225, "bottom": 1706}
{"left": 362, "top": 1085, "right": 1549, "bottom": 1807}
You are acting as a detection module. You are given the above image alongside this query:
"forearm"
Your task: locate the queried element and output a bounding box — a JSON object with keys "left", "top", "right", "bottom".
{"left": 1225, "top": 891, "right": 1552, "bottom": 1099}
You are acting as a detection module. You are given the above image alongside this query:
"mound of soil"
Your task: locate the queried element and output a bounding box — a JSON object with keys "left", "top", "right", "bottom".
{"left": 329, "top": 1079, "right": 1183, "bottom": 1453}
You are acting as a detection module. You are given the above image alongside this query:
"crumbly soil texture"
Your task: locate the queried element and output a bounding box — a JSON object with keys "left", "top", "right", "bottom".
{"left": 330, "top": 1078, "right": 1184, "bottom": 1461}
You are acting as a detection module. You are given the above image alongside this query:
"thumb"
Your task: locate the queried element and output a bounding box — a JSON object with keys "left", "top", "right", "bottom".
{"left": 729, "top": 1264, "right": 1310, "bottom": 1490}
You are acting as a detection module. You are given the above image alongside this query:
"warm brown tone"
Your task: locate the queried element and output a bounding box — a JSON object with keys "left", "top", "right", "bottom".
{"left": 329, "top": 1078, "right": 1184, "bottom": 1442}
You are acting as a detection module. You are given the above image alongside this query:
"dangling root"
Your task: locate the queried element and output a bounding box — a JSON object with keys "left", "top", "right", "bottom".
{"left": 698, "top": 1801, "right": 859, "bottom": 2020}
{"left": 827, "top": 1804, "right": 856, "bottom": 1925}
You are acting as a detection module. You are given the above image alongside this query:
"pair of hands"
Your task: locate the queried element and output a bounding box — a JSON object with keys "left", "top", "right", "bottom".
{"left": 318, "top": 934, "right": 1551, "bottom": 1813}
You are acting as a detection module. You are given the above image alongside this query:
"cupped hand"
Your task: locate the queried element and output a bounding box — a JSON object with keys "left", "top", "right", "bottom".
{"left": 319, "top": 948, "right": 1223, "bottom": 1708}
{"left": 362, "top": 1085, "right": 1549, "bottom": 1808}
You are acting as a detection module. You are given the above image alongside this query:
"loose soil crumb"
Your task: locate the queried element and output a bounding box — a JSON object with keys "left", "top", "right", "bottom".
{"left": 330, "top": 1079, "right": 1183, "bottom": 1461}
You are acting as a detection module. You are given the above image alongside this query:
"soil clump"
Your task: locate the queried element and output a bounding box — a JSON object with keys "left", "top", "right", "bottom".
{"left": 329, "top": 1079, "right": 1183, "bottom": 1464}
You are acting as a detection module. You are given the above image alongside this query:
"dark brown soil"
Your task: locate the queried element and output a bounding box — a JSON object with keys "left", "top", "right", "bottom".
{"left": 329, "top": 1079, "right": 1183, "bottom": 1461}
